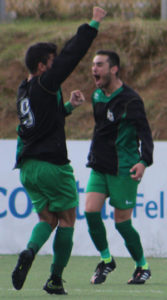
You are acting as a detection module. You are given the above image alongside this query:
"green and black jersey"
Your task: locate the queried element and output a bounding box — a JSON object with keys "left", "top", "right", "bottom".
{"left": 87, "top": 84, "right": 153, "bottom": 175}
{"left": 15, "top": 22, "right": 98, "bottom": 167}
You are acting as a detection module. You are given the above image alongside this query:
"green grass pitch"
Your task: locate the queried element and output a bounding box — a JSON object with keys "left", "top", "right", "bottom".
{"left": 1, "top": 255, "right": 167, "bottom": 299}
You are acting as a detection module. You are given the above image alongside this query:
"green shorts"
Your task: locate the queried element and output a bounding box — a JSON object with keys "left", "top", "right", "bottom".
{"left": 20, "top": 159, "right": 78, "bottom": 213}
{"left": 86, "top": 169, "right": 139, "bottom": 209}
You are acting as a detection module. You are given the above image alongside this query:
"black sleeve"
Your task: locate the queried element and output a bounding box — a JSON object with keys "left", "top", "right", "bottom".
{"left": 126, "top": 98, "right": 154, "bottom": 166}
{"left": 40, "top": 24, "right": 98, "bottom": 91}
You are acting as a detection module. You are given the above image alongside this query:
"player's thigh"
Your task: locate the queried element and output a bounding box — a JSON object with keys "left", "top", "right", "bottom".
{"left": 85, "top": 192, "right": 106, "bottom": 212}
{"left": 21, "top": 160, "right": 78, "bottom": 213}
{"left": 107, "top": 175, "right": 138, "bottom": 210}
{"left": 86, "top": 169, "right": 108, "bottom": 212}
{"left": 46, "top": 163, "right": 78, "bottom": 212}
{"left": 20, "top": 159, "right": 49, "bottom": 213}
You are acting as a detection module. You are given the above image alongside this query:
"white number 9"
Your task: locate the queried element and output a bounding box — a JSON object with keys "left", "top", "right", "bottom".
{"left": 19, "top": 97, "right": 35, "bottom": 128}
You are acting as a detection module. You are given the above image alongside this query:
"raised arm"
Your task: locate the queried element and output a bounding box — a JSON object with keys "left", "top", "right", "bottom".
{"left": 40, "top": 7, "right": 107, "bottom": 91}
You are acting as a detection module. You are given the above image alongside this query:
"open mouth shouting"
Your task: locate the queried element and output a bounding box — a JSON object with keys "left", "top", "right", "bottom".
{"left": 93, "top": 74, "right": 101, "bottom": 87}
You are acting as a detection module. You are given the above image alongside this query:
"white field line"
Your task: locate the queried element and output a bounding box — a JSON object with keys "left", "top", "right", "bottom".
{"left": 6, "top": 287, "right": 164, "bottom": 295}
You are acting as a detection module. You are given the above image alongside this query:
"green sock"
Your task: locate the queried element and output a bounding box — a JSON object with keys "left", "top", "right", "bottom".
{"left": 51, "top": 226, "right": 74, "bottom": 277}
{"left": 27, "top": 221, "right": 52, "bottom": 254}
{"left": 141, "top": 263, "right": 149, "bottom": 269}
{"left": 136, "top": 256, "right": 147, "bottom": 268}
{"left": 115, "top": 219, "right": 144, "bottom": 263}
{"left": 85, "top": 212, "right": 109, "bottom": 252}
{"left": 101, "top": 248, "right": 112, "bottom": 264}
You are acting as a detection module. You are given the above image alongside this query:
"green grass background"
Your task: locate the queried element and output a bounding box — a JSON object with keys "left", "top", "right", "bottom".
{"left": 1, "top": 255, "right": 167, "bottom": 299}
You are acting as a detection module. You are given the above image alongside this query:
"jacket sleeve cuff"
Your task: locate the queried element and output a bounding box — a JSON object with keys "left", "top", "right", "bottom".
{"left": 64, "top": 101, "right": 74, "bottom": 114}
{"left": 139, "top": 160, "right": 148, "bottom": 167}
{"left": 89, "top": 20, "right": 100, "bottom": 30}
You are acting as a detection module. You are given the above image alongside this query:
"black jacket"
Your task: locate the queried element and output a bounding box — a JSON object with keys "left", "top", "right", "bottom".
{"left": 87, "top": 84, "right": 154, "bottom": 175}
{"left": 16, "top": 23, "right": 98, "bottom": 166}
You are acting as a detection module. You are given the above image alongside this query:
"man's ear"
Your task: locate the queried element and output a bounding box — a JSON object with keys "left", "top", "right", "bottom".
{"left": 111, "top": 65, "right": 118, "bottom": 75}
{"left": 38, "top": 62, "right": 46, "bottom": 73}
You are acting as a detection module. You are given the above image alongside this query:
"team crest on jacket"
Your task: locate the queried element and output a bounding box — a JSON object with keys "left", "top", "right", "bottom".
{"left": 107, "top": 109, "right": 114, "bottom": 122}
{"left": 94, "top": 92, "right": 99, "bottom": 100}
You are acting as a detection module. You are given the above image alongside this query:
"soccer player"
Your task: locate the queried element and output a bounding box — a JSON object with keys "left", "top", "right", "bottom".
{"left": 85, "top": 50, "right": 153, "bottom": 285}
{"left": 11, "top": 7, "right": 107, "bottom": 295}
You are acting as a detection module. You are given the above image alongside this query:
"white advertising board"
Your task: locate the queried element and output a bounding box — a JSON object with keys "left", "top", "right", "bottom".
{"left": 0, "top": 140, "right": 166, "bottom": 257}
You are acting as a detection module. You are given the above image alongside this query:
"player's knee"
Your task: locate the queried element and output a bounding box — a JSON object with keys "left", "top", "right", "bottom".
{"left": 50, "top": 218, "right": 58, "bottom": 230}
{"left": 59, "top": 217, "right": 75, "bottom": 227}
{"left": 39, "top": 214, "right": 58, "bottom": 230}
{"left": 58, "top": 207, "right": 76, "bottom": 227}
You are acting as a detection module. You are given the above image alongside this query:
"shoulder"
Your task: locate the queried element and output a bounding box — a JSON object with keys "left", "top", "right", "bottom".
{"left": 123, "top": 83, "right": 142, "bottom": 102}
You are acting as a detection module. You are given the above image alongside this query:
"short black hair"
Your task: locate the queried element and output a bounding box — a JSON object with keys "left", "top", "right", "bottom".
{"left": 25, "top": 42, "right": 57, "bottom": 74}
{"left": 95, "top": 50, "right": 120, "bottom": 70}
